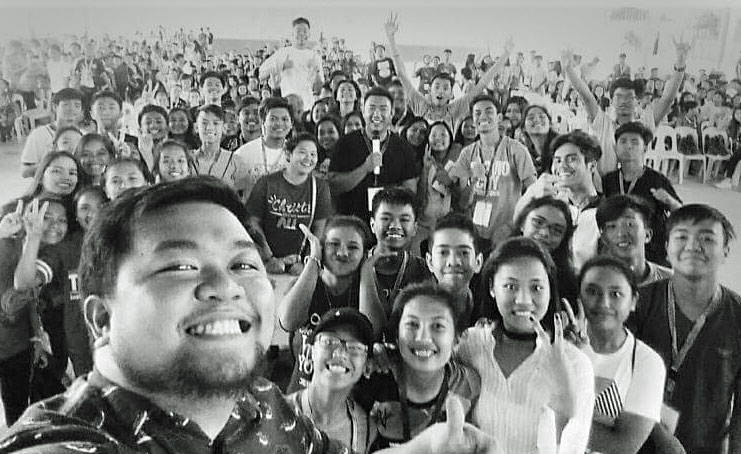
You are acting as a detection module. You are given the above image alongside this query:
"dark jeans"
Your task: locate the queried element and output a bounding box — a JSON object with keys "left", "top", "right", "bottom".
{"left": 0, "top": 347, "right": 32, "bottom": 425}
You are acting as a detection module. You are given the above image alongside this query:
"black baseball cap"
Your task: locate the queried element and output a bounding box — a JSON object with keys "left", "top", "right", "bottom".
{"left": 310, "top": 308, "right": 374, "bottom": 351}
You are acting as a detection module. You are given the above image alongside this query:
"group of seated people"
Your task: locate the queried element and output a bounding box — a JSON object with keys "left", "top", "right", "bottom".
{"left": 0, "top": 17, "right": 740, "bottom": 454}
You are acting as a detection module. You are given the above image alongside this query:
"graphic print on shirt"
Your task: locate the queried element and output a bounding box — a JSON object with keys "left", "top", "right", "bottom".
{"left": 377, "top": 60, "right": 392, "bottom": 78}
{"left": 268, "top": 193, "right": 311, "bottom": 231}
{"left": 473, "top": 160, "right": 511, "bottom": 197}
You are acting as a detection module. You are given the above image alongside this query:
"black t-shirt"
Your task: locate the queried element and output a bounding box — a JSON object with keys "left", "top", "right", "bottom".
{"left": 369, "top": 58, "right": 397, "bottom": 87}
{"left": 329, "top": 130, "right": 420, "bottom": 221}
{"left": 286, "top": 277, "right": 361, "bottom": 393}
{"left": 603, "top": 167, "right": 682, "bottom": 264}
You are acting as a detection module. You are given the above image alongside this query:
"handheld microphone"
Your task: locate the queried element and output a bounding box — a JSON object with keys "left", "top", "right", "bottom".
{"left": 372, "top": 134, "right": 381, "bottom": 175}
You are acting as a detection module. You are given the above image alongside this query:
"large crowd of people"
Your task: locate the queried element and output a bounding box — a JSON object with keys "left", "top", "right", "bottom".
{"left": 0, "top": 12, "right": 740, "bottom": 454}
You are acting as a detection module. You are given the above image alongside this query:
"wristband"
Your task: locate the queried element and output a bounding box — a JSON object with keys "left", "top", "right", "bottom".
{"left": 303, "top": 255, "right": 322, "bottom": 271}
{"left": 673, "top": 64, "right": 686, "bottom": 72}
{"left": 29, "top": 336, "right": 42, "bottom": 344}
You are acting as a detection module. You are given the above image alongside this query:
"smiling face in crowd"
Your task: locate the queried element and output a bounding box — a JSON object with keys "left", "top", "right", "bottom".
{"left": 93, "top": 201, "right": 275, "bottom": 399}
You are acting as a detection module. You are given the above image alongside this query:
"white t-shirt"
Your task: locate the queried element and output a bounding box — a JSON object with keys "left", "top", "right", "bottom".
{"left": 259, "top": 46, "right": 322, "bottom": 109}
{"left": 584, "top": 330, "right": 665, "bottom": 424}
{"left": 46, "top": 59, "right": 72, "bottom": 93}
{"left": 233, "top": 138, "right": 288, "bottom": 201}
{"left": 21, "top": 124, "right": 56, "bottom": 167}
{"left": 591, "top": 110, "right": 656, "bottom": 177}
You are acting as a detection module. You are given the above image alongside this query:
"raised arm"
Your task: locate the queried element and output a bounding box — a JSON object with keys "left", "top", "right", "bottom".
{"left": 384, "top": 13, "right": 423, "bottom": 101}
{"left": 258, "top": 49, "right": 281, "bottom": 82}
{"left": 13, "top": 200, "right": 48, "bottom": 291}
{"left": 561, "top": 49, "right": 600, "bottom": 122}
{"left": 277, "top": 225, "right": 322, "bottom": 332}
{"left": 461, "top": 38, "right": 514, "bottom": 101}
{"left": 653, "top": 35, "right": 693, "bottom": 125}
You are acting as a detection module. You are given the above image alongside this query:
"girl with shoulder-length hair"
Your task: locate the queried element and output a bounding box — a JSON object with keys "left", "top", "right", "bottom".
{"left": 457, "top": 236, "right": 595, "bottom": 454}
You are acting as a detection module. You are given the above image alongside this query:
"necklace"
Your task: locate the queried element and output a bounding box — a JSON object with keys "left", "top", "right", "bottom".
{"left": 321, "top": 276, "right": 353, "bottom": 310}
{"left": 501, "top": 325, "right": 537, "bottom": 341}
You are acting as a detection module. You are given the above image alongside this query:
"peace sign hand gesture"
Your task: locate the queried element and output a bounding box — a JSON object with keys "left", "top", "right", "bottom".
{"left": 384, "top": 12, "right": 399, "bottom": 40}
{"left": 532, "top": 314, "right": 580, "bottom": 420}
{"left": 560, "top": 298, "right": 589, "bottom": 348}
{"left": 0, "top": 200, "right": 25, "bottom": 239}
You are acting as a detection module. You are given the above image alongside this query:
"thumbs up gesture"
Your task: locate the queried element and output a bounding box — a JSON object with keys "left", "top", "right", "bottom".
{"left": 412, "top": 395, "right": 500, "bottom": 454}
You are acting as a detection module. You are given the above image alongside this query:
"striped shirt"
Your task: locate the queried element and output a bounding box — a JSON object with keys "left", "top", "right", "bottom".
{"left": 458, "top": 325, "right": 595, "bottom": 454}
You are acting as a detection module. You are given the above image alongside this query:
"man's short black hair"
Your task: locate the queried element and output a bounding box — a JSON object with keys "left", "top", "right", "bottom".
{"left": 371, "top": 187, "right": 419, "bottom": 220}
{"left": 666, "top": 204, "right": 736, "bottom": 248}
{"left": 610, "top": 77, "right": 644, "bottom": 98}
{"left": 258, "top": 97, "right": 293, "bottom": 123}
{"left": 469, "top": 94, "right": 499, "bottom": 116}
{"left": 375, "top": 44, "right": 386, "bottom": 51}
{"left": 431, "top": 213, "right": 478, "bottom": 253}
{"left": 200, "top": 71, "right": 226, "bottom": 87}
{"left": 596, "top": 194, "right": 653, "bottom": 231}
{"left": 430, "top": 72, "right": 454, "bottom": 88}
{"left": 237, "top": 96, "right": 260, "bottom": 115}
{"left": 79, "top": 177, "right": 267, "bottom": 299}
{"left": 197, "top": 104, "right": 226, "bottom": 122}
{"left": 137, "top": 104, "right": 168, "bottom": 126}
{"left": 363, "top": 86, "right": 394, "bottom": 107}
{"left": 549, "top": 130, "right": 602, "bottom": 164}
{"left": 292, "top": 17, "right": 310, "bottom": 28}
{"left": 444, "top": 49, "right": 452, "bottom": 54}
{"left": 91, "top": 90, "right": 123, "bottom": 109}
{"left": 52, "top": 88, "right": 84, "bottom": 106}
{"left": 614, "top": 121, "right": 653, "bottom": 145}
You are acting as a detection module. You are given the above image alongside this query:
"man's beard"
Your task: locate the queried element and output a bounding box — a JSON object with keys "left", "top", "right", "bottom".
{"left": 116, "top": 342, "right": 266, "bottom": 400}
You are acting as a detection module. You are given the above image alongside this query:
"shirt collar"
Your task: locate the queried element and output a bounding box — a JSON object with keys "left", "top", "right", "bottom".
{"left": 86, "top": 369, "right": 262, "bottom": 441}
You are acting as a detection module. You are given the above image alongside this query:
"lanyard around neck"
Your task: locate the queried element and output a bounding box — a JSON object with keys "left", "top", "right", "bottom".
{"left": 618, "top": 165, "right": 644, "bottom": 195}
{"left": 666, "top": 280, "right": 722, "bottom": 374}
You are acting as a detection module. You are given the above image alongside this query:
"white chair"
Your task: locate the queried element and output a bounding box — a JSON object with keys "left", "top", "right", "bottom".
{"left": 652, "top": 125, "right": 676, "bottom": 175}
{"left": 702, "top": 127, "right": 731, "bottom": 183}
{"left": 672, "top": 126, "right": 706, "bottom": 185}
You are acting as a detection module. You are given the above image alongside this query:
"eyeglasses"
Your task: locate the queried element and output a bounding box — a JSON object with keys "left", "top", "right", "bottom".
{"left": 529, "top": 216, "right": 567, "bottom": 238}
{"left": 315, "top": 334, "right": 368, "bottom": 356}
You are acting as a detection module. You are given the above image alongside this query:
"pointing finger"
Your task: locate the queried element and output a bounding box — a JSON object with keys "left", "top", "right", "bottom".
{"left": 562, "top": 298, "right": 577, "bottom": 326}
{"left": 14, "top": 200, "right": 23, "bottom": 216}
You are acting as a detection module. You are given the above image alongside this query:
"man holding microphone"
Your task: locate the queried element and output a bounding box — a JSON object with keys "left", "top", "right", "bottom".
{"left": 329, "top": 86, "right": 419, "bottom": 222}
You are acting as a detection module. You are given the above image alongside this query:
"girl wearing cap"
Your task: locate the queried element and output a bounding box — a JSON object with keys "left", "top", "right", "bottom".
{"left": 359, "top": 282, "right": 481, "bottom": 451}
{"left": 286, "top": 308, "right": 374, "bottom": 453}
{"left": 457, "top": 237, "right": 594, "bottom": 453}
{"left": 279, "top": 215, "right": 371, "bottom": 392}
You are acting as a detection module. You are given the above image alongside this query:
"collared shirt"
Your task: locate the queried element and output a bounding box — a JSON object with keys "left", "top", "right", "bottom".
{"left": 0, "top": 370, "right": 348, "bottom": 454}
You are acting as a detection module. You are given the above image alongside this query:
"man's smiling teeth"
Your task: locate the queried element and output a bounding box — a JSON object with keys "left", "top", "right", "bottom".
{"left": 412, "top": 348, "right": 435, "bottom": 358}
{"left": 186, "top": 319, "right": 249, "bottom": 336}
{"left": 514, "top": 311, "right": 533, "bottom": 317}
